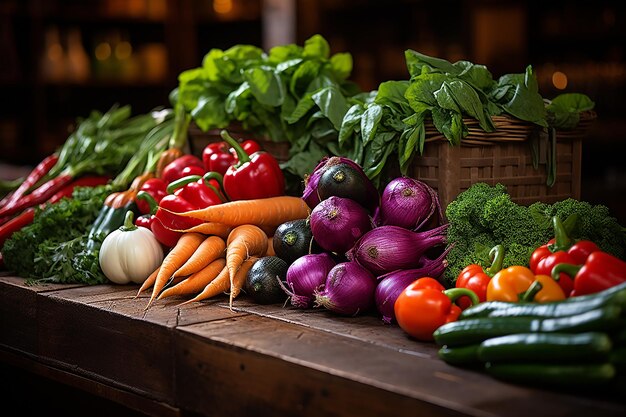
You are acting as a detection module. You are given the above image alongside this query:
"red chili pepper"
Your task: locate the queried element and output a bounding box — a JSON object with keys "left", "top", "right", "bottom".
{"left": 0, "top": 175, "right": 108, "bottom": 246}
{"left": 220, "top": 130, "right": 285, "bottom": 201}
{"left": 455, "top": 244, "right": 504, "bottom": 309}
{"left": 136, "top": 178, "right": 168, "bottom": 215}
{"left": 0, "top": 174, "right": 74, "bottom": 218}
{"left": 553, "top": 251, "right": 626, "bottom": 297}
{"left": 161, "top": 154, "right": 205, "bottom": 184}
{"left": 0, "top": 153, "right": 59, "bottom": 211}
{"left": 0, "top": 208, "right": 35, "bottom": 247}
{"left": 394, "top": 277, "right": 479, "bottom": 341}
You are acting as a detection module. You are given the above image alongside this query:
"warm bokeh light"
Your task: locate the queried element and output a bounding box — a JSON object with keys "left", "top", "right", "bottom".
{"left": 47, "top": 43, "right": 63, "bottom": 61}
{"left": 552, "top": 71, "right": 568, "bottom": 90}
{"left": 115, "top": 41, "right": 133, "bottom": 59}
{"left": 95, "top": 42, "right": 112, "bottom": 60}
{"left": 214, "top": 0, "right": 233, "bottom": 14}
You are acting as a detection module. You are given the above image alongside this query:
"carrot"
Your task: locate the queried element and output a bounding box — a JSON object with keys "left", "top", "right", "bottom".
{"left": 165, "top": 222, "right": 232, "bottom": 239}
{"left": 225, "top": 224, "right": 268, "bottom": 309}
{"left": 172, "top": 235, "right": 226, "bottom": 278}
{"left": 146, "top": 232, "right": 206, "bottom": 309}
{"left": 229, "top": 256, "right": 259, "bottom": 301}
{"left": 178, "top": 256, "right": 256, "bottom": 306}
{"left": 135, "top": 265, "right": 160, "bottom": 298}
{"left": 265, "top": 236, "right": 276, "bottom": 256}
{"left": 178, "top": 264, "right": 229, "bottom": 306}
{"left": 158, "top": 258, "right": 226, "bottom": 300}
{"left": 167, "top": 196, "right": 310, "bottom": 227}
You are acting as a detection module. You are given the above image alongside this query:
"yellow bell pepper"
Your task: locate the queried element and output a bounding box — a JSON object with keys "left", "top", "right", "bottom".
{"left": 486, "top": 265, "right": 566, "bottom": 303}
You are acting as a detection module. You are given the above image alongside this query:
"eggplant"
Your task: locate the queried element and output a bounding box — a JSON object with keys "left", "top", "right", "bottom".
{"left": 244, "top": 256, "right": 289, "bottom": 305}
{"left": 316, "top": 161, "right": 379, "bottom": 213}
{"left": 273, "top": 219, "right": 320, "bottom": 265}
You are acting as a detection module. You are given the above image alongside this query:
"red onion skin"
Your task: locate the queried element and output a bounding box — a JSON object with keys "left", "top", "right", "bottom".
{"left": 379, "top": 177, "right": 436, "bottom": 230}
{"left": 284, "top": 253, "right": 337, "bottom": 308}
{"left": 347, "top": 223, "right": 449, "bottom": 275}
{"left": 314, "top": 261, "right": 376, "bottom": 316}
{"left": 375, "top": 247, "right": 452, "bottom": 323}
{"left": 310, "top": 196, "right": 373, "bottom": 254}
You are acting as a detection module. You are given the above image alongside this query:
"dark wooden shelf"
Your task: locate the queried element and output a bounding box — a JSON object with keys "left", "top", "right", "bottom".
{"left": 1, "top": 273, "right": 624, "bottom": 417}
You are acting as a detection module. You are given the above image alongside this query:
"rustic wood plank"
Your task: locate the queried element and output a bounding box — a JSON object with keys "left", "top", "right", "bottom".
{"left": 0, "top": 347, "right": 181, "bottom": 417}
{"left": 175, "top": 311, "right": 626, "bottom": 417}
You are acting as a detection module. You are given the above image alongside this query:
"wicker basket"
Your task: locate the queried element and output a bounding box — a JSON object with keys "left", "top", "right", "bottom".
{"left": 412, "top": 111, "right": 597, "bottom": 209}
{"left": 188, "top": 122, "right": 291, "bottom": 163}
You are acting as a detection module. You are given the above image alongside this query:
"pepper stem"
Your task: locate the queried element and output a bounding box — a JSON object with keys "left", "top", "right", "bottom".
{"left": 220, "top": 130, "right": 250, "bottom": 166}
{"left": 444, "top": 288, "right": 480, "bottom": 307}
{"left": 548, "top": 215, "right": 574, "bottom": 253}
{"left": 519, "top": 280, "right": 543, "bottom": 302}
{"left": 203, "top": 171, "right": 229, "bottom": 202}
{"left": 551, "top": 263, "right": 582, "bottom": 282}
{"left": 486, "top": 244, "right": 505, "bottom": 277}
{"left": 136, "top": 191, "right": 158, "bottom": 215}
{"left": 166, "top": 175, "right": 202, "bottom": 194}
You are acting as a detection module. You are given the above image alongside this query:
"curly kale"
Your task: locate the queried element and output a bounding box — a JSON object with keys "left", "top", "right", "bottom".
{"left": 443, "top": 183, "right": 626, "bottom": 286}
{"left": 3, "top": 184, "right": 114, "bottom": 284}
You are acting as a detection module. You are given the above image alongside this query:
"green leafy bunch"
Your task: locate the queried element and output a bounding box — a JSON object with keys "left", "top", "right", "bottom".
{"left": 338, "top": 51, "right": 552, "bottom": 186}
{"left": 174, "top": 34, "right": 363, "bottom": 181}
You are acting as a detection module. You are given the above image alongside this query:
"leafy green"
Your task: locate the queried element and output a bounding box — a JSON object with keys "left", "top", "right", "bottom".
{"left": 3, "top": 185, "right": 115, "bottom": 285}
{"left": 546, "top": 93, "right": 595, "bottom": 129}
{"left": 175, "top": 34, "right": 363, "bottom": 184}
{"left": 443, "top": 183, "right": 626, "bottom": 286}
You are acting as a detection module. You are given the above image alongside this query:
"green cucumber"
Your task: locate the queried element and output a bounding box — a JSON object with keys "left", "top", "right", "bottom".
{"left": 485, "top": 362, "right": 616, "bottom": 386}
{"left": 460, "top": 283, "right": 626, "bottom": 320}
{"left": 477, "top": 332, "right": 612, "bottom": 363}
{"left": 434, "top": 305, "right": 622, "bottom": 347}
{"left": 438, "top": 344, "right": 481, "bottom": 366}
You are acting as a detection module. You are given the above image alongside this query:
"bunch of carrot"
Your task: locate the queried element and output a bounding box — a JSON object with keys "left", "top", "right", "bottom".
{"left": 137, "top": 195, "right": 310, "bottom": 309}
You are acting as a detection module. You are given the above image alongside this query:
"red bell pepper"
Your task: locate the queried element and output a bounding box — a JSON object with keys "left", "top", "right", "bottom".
{"left": 136, "top": 178, "right": 168, "bottom": 215}
{"left": 456, "top": 244, "right": 504, "bottom": 309}
{"left": 202, "top": 138, "right": 262, "bottom": 176}
{"left": 394, "top": 277, "right": 479, "bottom": 341}
{"left": 529, "top": 216, "right": 599, "bottom": 297}
{"left": 136, "top": 191, "right": 193, "bottom": 248}
{"left": 552, "top": 251, "right": 626, "bottom": 297}
{"left": 166, "top": 174, "right": 225, "bottom": 209}
{"left": 219, "top": 130, "right": 285, "bottom": 201}
{"left": 161, "top": 154, "right": 205, "bottom": 184}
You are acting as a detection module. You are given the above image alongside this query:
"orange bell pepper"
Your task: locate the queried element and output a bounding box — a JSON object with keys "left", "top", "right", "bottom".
{"left": 486, "top": 265, "right": 565, "bottom": 303}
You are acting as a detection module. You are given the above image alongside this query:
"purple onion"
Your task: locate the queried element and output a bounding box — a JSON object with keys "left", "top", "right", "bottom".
{"left": 309, "top": 196, "right": 373, "bottom": 254}
{"left": 375, "top": 247, "right": 452, "bottom": 323}
{"left": 281, "top": 253, "right": 337, "bottom": 308}
{"left": 302, "top": 157, "right": 329, "bottom": 209}
{"left": 314, "top": 261, "right": 376, "bottom": 316}
{"left": 347, "top": 223, "right": 449, "bottom": 275}
{"left": 378, "top": 176, "right": 442, "bottom": 230}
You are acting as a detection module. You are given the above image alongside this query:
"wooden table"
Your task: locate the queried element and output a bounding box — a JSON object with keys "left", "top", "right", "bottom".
{"left": 1, "top": 272, "right": 624, "bottom": 417}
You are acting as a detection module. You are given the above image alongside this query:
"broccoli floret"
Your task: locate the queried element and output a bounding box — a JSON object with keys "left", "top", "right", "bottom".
{"left": 442, "top": 183, "right": 626, "bottom": 286}
{"left": 547, "top": 199, "right": 626, "bottom": 259}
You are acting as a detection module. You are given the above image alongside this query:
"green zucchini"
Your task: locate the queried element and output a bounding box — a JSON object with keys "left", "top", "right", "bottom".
{"left": 460, "top": 282, "right": 626, "bottom": 320}
{"left": 434, "top": 305, "right": 622, "bottom": 347}
{"left": 438, "top": 344, "right": 482, "bottom": 366}
{"left": 477, "top": 332, "right": 612, "bottom": 363}
{"left": 485, "top": 362, "right": 616, "bottom": 387}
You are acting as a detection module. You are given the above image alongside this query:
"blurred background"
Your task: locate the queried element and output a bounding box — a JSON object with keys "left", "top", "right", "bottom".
{"left": 1, "top": 0, "right": 624, "bottom": 222}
